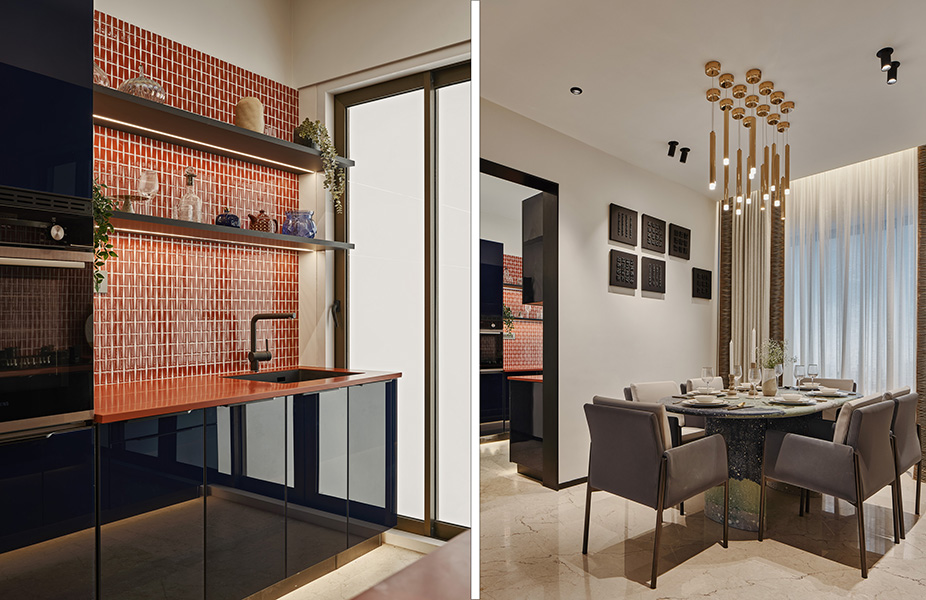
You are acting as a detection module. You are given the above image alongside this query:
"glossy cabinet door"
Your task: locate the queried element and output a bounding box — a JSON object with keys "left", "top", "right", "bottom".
{"left": 347, "top": 381, "right": 398, "bottom": 547}
{"left": 205, "top": 397, "right": 286, "bottom": 600}
{"left": 98, "top": 411, "right": 204, "bottom": 599}
{"left": 286, "top": 389, "right": 348, "bottom": 577}
{"left": 0, "top": 425, "right": 96, "bottom": 600}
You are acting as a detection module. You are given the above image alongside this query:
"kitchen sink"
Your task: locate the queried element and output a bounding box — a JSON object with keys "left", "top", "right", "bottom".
{"left": 227, "top": 368, "right": 360, "bottom": 384}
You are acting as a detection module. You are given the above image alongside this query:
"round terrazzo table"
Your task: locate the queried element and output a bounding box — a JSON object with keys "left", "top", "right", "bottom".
{"left": 658, "top": 391, "right": 858, "bottom": 531}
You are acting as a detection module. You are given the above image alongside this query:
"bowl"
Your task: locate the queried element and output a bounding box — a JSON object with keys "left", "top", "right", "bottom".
{"left": 694, "top": 395, "right": 718, "bottom": 403}
{"left": 818, "top": 387, "right": 839, "bottom": 395}
{"left": 696, "top": 387, "right": 714, "bottom": 394}
{"left": 781, "top": 393, "right": 803, "bottom": 402}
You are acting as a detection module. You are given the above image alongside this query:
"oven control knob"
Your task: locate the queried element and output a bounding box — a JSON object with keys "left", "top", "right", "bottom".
{"left": 49, "top": 224, "right": 66, "bottom": 241}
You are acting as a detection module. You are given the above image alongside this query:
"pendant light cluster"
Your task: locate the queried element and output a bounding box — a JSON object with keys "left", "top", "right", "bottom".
{"left": 705, "top": 61, "right": 794, "bottom": 220}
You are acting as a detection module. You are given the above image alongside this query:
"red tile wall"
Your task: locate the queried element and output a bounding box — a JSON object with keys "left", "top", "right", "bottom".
{"left": 92, "top": 12, "right": 301, "bottom": 385}
{"left": 502, "top": 255, "right": 543, "bottom": 369}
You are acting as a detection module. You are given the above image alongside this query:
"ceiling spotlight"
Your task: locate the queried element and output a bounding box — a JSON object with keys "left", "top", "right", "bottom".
{"left": 679, "top": 147, "right": 690, "bottom": 163}
{"left": 570, "top": 86, "right": 583, "bottom": 95}
{"left": 877, "top": 47, "right": 894, "bottom": 72}
{"left": 887, "top": 61, "right": 900, "bottom": 84}
{"left": 667, "top": 140, "right": 679, "bottom": 157}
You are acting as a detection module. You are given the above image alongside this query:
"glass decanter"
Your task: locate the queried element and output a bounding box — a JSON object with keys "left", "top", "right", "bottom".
{"left": 176, "top": 167, "right": 202, "bottom": 223}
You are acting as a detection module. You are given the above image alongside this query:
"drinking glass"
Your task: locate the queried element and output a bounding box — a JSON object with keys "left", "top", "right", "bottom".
{"left": 793, "top": 364, "right": 805, "bottom": 387}
{"left": 775, "top": 363, "right": 784, "bottom": 386}
{"left": 730, "top": 365, "right": 743, "bottom": 390}
{"left": 136, "top": 168, "right": 159, "bottom": 215}
{"left": 701, "top": 366, "right": 714, "bottom": 390}
{"left": 748, "top": 366, "right": 761, "bottom": 396}
{"left": 808, "top": 363, "right": 820, "bottom": 386}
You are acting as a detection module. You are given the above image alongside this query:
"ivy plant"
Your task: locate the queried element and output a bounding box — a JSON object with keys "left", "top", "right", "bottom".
{"left": 296, "top": 119, "right": 346, "bottom": 214}
{"left": 92, "top": 179, "right": 118, "bottom": 292}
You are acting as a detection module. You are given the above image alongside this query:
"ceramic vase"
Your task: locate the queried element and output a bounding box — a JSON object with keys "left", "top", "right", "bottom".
{"left": 762, "top": 368, "right": 779, "bottom": 396}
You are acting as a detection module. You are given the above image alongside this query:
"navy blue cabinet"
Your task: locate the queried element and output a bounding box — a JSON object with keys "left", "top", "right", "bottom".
{"left": 0, "top": 426, "right": 96, "bottom": 599}
{"left": 480, "top": 239, "right": 504, "bottom": 318}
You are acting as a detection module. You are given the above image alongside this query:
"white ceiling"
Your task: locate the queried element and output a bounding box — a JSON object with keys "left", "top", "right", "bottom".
{"left": 481, "top": 0, "right": 926, "bottom": 199}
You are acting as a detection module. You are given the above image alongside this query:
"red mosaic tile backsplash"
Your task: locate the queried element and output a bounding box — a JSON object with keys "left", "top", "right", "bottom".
{"left": 92, "top": 12, "right": 302, "bottom": 385}
{"left": 503, "top": 255, "right": 543, "bottom": 370}
{"left": 94, "top": 11, "right": 298, "bottom": 139}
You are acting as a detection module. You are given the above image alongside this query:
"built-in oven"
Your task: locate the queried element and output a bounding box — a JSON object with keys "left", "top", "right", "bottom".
{"left": 0, "top": 185, "right": 95, "bottom": 435}
{"left": 480, "top": 316, "right": 504, "bottom": 371}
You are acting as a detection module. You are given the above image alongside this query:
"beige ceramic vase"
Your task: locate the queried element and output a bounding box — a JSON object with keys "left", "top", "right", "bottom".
{"left": 235, "top": 97, "right": 265, "bottom": 133}
{"left": 761, "top": 368, "right": 779, "bottom": 396}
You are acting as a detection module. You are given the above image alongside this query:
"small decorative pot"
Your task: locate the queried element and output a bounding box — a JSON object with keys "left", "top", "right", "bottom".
{"left": 280, "top": 210, "right": 317, "bottom": 239}
{"left": 248, "top": 209, "right": 278, "bottom": 233}
{"left": 762, "top": 368, "right": 779, "bottom": 396}
{"left": 215, "top": 208, "right": 240, "bottom": 228}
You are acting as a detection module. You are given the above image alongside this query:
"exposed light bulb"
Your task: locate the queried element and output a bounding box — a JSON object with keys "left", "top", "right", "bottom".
{"left": 736, "top": 195, "right": 743, "bottom": 204}
{"left": 709, "top": 181, "right": 716, "bottom": 190}
{"left": 760, "top": 205, "right": 766, "bottom": 211}
{"left": 770, "top": 184, "right": 776, "bottom": 192}
{"left": 735, "top": 207, "right": 742, "bottom": 215}
{"left": 785, "top": 188, "right": 790, "bottom": 196}
{"left": 723, "top": 203, "right": 730, "bottom": 211}
{"left": 746, "top": 196, "right": 752, "bottom": 205}
{"left": 749, "top": 170, "right": 755, "bottom": 180}
{"left": 774, "top": 199, "right": 781, "bottom": 207}
{"left": 723, "top": 157, "right": 730, "bottom": 166}
{"left": 763, "top": 192, "right": 770, "bottom": 201}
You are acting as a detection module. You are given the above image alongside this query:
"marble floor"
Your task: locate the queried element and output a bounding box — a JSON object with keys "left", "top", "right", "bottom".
{"left": 480, "top": 440, "right": 926, "bottom": 599}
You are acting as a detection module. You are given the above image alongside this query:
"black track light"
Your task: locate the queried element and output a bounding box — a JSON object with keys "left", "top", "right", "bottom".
{"left": 877, "top": 47, "right": 894, "bottom": 72}
{"left": 570, "top": 86, "right": 583, "bottom": 95}
{"left": 887, "top": 61, "right": 900, "bottom": 85}
{"left": 667, "top": 140, "right": 679, "bottom": 157}
{"left": 679, "top": 147, "right": 690, "bottom": 164}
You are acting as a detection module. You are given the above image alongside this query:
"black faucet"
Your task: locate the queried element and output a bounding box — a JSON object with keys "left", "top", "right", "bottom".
{"left": 248, "top": 313, "right": 296, "bottom": 372}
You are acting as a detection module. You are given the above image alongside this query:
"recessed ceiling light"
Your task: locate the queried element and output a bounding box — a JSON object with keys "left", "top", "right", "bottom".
{"left": 570, "top": 87, "right": 583, "bottom": 95}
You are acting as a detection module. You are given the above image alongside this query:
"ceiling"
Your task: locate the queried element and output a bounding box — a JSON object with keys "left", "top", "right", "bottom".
{"left": 481, "top": 0, "right": 926, "bottom": 199}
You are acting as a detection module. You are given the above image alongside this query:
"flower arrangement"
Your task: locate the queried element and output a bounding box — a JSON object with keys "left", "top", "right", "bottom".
{"left": 758, "top": 339, "right": 796, "bottom": 370}
{"left": 92, "top": 179, "right": 119, "bottom": 292}
{"left": 295, "top": 119, "right": 346, "bottom": 214}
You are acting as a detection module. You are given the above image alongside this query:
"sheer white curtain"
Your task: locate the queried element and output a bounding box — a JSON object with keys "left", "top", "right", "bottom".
{"left": 785, "top": 148, "right": 916, "bottom": 393}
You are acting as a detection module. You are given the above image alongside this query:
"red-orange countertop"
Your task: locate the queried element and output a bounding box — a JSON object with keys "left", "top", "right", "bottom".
{"left": 94, "top": 366, "right": 402, "bottom": 423}
{"left": 503, "top": 366, "right": 543, "bottom": 373}
{"left": 508, "top": 374, "right": 543, "bottom": 383}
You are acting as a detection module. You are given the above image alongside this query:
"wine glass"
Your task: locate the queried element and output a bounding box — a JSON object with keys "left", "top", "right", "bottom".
{"left": 793, "top": 364, "right": 805, "bottom": 387}
{"left": 700, "top": 366, "right": 714, "bottom": 392}
{"left": 136, "top": 168, "right": 159, "bottom": 215}
{"left": 808, "top": 363, "right": 820, "bottom": 386}
{"left": 748, "top": 365, "right": 762, "bottom": 396}
{"left": 775, "top": 363, "right": 784, "bottom": 386}
{"left": 730, "top": 365, "right": 743, "bottom": 390}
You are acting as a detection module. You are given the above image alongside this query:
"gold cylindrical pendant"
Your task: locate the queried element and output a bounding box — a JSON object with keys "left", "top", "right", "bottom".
{"left": 785, "top": 143, "right": 791, "bottom": 192}
{"left": 764, "top": 145, "right": 770, "bottom": 196}
{"left": 723, "top": 105, "right": 730, "bottom": 165}
{"left": 747, "top": 118, "right": 756, "bottom": 175}
{"left": 710, "top": 130, "right": 716, "bottom": 187}
{"left": 736, "top": 148, "right": 743, "bottom": 200}
{"left": 772, "top": 143, "right": 778, "bottom": 191}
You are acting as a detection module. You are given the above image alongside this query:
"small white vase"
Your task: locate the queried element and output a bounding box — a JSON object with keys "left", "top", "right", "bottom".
{"left": 761, "top": 368, "right": 778, "bottom": 396}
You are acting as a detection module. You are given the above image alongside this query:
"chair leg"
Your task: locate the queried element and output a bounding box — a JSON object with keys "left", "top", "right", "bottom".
{"left": 722, "top": 480, "right": 729, "bottom": 548}
{"left": 895, "top": 471, "right": 905, "bottom": 541}
{"left": 651, "top": 458, "right": 667, "bottom": 590}
{"left": 582, "top": 484, "right": 592, "bottom": 554}
{"left": 855, "top": 455, "right": 868, "bottom": 578}
{"left": 799, "top": 488, "right": 805, "bottom": 517}
{"left": 679, "top": 501, "right": 685, "bottom": 516}
{"left": 805, "top": 489, "right": 811, "bottom": 514}
{"left": 758, "top": 475, "right": 767, "bottom": 541}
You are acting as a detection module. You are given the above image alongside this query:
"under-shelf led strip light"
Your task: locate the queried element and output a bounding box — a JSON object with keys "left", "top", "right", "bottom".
{"left": 93, "top": 115, "right": 316, "bottom": 174}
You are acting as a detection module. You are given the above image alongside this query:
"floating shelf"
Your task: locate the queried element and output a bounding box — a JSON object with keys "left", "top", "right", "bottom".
{"left": 111, "top": 212, "right": 354, "bottom": 252}
{"left": 510, "top": 317, "right": 543, "bottom": 323}
{"left": 92, "top": 86, "right": 354, "bottom": 174}
{"left": 503, "top": 283, "right": 523, "bottom": 290}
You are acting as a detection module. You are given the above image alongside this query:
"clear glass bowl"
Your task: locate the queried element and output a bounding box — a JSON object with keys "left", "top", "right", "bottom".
{"left": 93, "top": 62, "right": 110, "bottom": 87}
{"left": 118, "top": 70, "right": 167, "bottom": 104}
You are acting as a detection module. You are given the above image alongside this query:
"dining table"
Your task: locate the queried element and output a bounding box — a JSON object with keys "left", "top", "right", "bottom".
{"left": 658, "top": 388, "right": 859, "bottom": 531}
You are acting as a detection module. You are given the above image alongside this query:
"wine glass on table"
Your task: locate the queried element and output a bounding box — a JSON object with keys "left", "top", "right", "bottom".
{"left": 775, "top": 363, "right": 784, "bottom": 387}
{"left": 730, "top": 364, "right": 743, "bottom": 391}
{"left": 808, "top": 363, "right": 819, "bottom": 387}
{"left": 748, "top": 365, "right": 761, "bottom": 397}
{"left": 793, "top": 364, "right": 805, "bottom": 388}
{"left": 700, "top": 366, "right": 714, "bottom": 393}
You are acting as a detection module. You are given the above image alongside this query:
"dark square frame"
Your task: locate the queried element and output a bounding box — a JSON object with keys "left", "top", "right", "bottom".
{"left": 641, "top": 214, "right": 666, "bottom": 253}
{"left": 609, "top": 249, "right": 637, "bottom": 289}
{"left": 692, "top": 267, "right": 712, "bottom": 299}
{"left": 641, "top": 257, "right": 666, "bottom": 293}
{"left": 609, "top": 204, "right": 637, "bottom": 246}
{"left": 668, "top": 223, "right": 691, "bottom": 260}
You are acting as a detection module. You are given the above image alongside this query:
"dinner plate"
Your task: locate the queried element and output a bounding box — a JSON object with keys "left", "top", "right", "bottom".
{"left": 686, "top": 391, "right": 725, "bottom": 397}
{"left": 769, "top": 397, "right": 816, "bottom": 406}
{"left": 682, "top": 398, "right": 728, "bottom": 407}
{"left": 806, "top": 390, "right": 848, "bottom": 398}
{"left": 796, "top": 384, "right": 820, "bottom": 391}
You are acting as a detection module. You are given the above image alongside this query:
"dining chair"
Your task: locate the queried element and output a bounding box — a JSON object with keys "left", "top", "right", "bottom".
{"left": 811, "top": 377, "right": 857, "bottom": 392}
{"left": 888, "top": 386, "right": 911, "bottom": 399}
{"left": 629, "top": 381, "right": 706, "bottom": 445}
{"left": 891, "top": 392, "right": 922, "bottom": 539}
{"left": 759, "top": 397, "right": 899, "bottom": 578}
{"left": 681, "top": 376, "right": 725, "bottom": 395}
{"left": 584, "top": 396, "right": 729, "bottom": 589}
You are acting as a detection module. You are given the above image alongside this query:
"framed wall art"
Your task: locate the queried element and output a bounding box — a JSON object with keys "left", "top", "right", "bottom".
{"left": 609, "top": 203, "right": 637, "bottom": 246}
{"left": 609, "top": 249, "right": 637, "bottom": 289}
{"left": 668, "top": 223, "right": 691, "bottom": 260}
{"left": 641, "top": 257, "right": 666, "bottom": 293}
{"left": 641, "top": 214, "right": 666, "bottom": 253}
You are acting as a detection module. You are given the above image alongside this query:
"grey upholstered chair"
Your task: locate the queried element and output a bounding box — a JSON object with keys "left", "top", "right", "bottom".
{"left": 583, "top": 396, "right": 729, "bottom": 589}
{"left": 809, "top": 377, "right": 857, "bottom": 392}
{"left": 888, "top": 386, "right": 911, "bottom": 399}
{"left": 628, "top": 380, "right": 706, "bottom": 445}
{"left": 891, "top": 392, "right": 922, "bottom": 539}
{"left": 759, "top": 398, "right": 899, "bottom": 578}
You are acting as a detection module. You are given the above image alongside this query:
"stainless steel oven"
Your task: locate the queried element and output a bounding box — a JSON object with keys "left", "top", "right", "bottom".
{"left": 0, "top": 185, "right": 94, "bottom": 435}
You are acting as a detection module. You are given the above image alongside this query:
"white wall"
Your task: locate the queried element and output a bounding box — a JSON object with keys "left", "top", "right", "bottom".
{"left": 291, "top": 0, "right": 470, "bottom": 87}
{"left": 480, "top": 173, "right": 534, "bottom": 256}
{"left": 95, "top": 0, "right": 294, "bottom": 85}
{"left": 481, "top": 100, "right": 718, "bottom": 484}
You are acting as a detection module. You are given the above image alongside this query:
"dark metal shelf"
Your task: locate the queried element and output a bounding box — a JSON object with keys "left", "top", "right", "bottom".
{"left": 111, "top": 212, "right": 354, "bottom": 252}
{"left": 92, "top": 86, "right": 354, "bottom": 174}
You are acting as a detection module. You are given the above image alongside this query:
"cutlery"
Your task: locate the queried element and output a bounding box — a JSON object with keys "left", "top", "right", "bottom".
{"left": 727, "top": 401, "right": 747, "bottom": 411}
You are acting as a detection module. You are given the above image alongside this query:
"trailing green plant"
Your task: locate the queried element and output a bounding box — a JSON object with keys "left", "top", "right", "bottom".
{"left": 92, "top": 179, "right": 119, "bottom": 292}
{"left": 758, "top": 339, "right": 796, "bottom": 369}
{"left": 503, "top": 305, "right": 514, "bottom": 333}
{"left": 295, "top": 119, "right": 346, "bottom": 214}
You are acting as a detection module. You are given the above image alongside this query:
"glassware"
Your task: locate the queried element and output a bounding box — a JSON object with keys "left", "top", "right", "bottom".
{"left": 136, "top": 168, "right": 159, "bottom": 215}
{"left": 730, "top": 364, "right": 743, "bottom": 389}
{"left": 118, "top": 68, "right": 167, "bottom": 103}
{"left": 793, "top": 364, "right": 805, "bottom": 387}
{"left": 700, "top": 366, "right": 714, "bottom": 390}
{"left": 748, "top": 365, "right": 762, "bottom": 396}
{"left": 93, "top": 62, "right": 110, "bottom": 87}
{"left": 775, "top": 363, "right": 784, "bottom": 385}
{"left": 281, "top": 210, "right": 317, "bottom": 238}
{"left": 808, "top": 363, "right": 820, "bottom": 386}
{"left": 175, "top": 167, "right": 202, "bottom": 223}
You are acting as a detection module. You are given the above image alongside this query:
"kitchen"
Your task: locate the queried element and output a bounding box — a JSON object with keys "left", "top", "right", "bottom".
{"left": 0, "top": 1, "right": 472, "bottom": 599}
